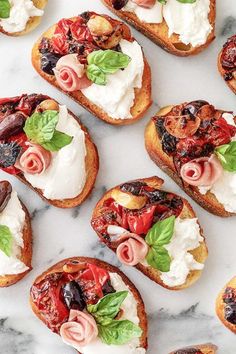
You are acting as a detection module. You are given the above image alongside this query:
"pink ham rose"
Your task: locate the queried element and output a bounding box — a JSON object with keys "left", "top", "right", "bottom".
{"left": 180, "top": 154, "right": 223, "bottom": 187}
{"left": 116, "top": 233, "right": 149, "bottom": 266}
{"left": 15, "top": 143, "right": 51, "bottom": 175}
{"left": 53, "top": 54, "right": 92, "bottom": 92}
{"left": 60, "top": 310, "right": 98, "bottom": 349}
{"left": 132, "top": 0, "right": 156, "bottom": 8}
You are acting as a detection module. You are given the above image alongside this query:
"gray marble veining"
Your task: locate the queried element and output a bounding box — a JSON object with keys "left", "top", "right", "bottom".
{"left": 0, "top": 0, "right": 236, "bottom": 354}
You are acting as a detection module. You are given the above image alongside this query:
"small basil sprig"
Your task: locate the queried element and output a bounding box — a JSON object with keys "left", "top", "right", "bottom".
{"left": 0, "top": 225, "right": 13, "bottom": 257}
{"left": 145, "top": 216, "right": 175, "bottom": 272}
{"left": 87, "top": 291, "right": 142, "bottom": 345}
{"left": 158, "top": 0, "right": 196, "bottom": 3}
{"left": 0, "top": 0, "right": 10, "bottom": 19}
{"left": 86, "top": 50, "right": 131, "bottom": 86}
{"left": 24, "top": 110, "right": 73, "bottom": 152}
{"left": 215, "top": 142, "right": 236, "bottom": 172}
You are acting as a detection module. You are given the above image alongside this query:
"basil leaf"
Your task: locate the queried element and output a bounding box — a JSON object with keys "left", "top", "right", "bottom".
{"left": 86, "top": 64, "right": 107, "bottom": 86}
{"left": 158, "top": 0, "right": 167, "bottom": 4}
{"left": 146, "top": 246, "right": 171, "bottom": 272}
{"left": 24, "top": 110, "right": 59, "bottom": 144}
{"left": 42, "top": 130, "right": 73, "bottom": 152}
{"left": 98, "top": 320, "right": 142, "bottom": 345}
{"left": 87, "top": 291, "right": 128, "bottom": 324}
{"left": 0, "top": 0, "right": 10, "bottom": 19}
{"left": 88, "top": 50, "right": 131, "bottom": 74}
{"left": 0, "top": 225, "right": 13, "bottom": 257}
{"left": 145, "top": 215, "right": 175, "bottom": 247}
{"left": 215, "top": 142, "right": 236, "bottom": 172}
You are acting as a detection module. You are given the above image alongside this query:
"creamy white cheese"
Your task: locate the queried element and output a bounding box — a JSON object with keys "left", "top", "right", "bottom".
{"left": 123, "top": 0, "right": 212, "bottom": 47}
{"left": 82, "top": 39, "right": 144, "bottom": 120}
{"left": 198, "top": 113, "right": 236, "bottom": 212}
{"left": 160, "top": 218, "right": 204, "bottom": 287}
{"left": 0, "top": 0, "right": 44, "bottom": 33}
{"left": 124, "top": 1, "right": 163, "bottom": 23}
{"left": 75, "top": 273, "right": 145, "bottom": 354}
{"left": 0, "top": 190, "right": 28, "bottom": 275}
{"left": 24, "top": 105, "right": 87, "bottom": 200}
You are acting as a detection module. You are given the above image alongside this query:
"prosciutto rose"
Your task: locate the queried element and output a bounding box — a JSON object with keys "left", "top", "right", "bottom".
{"left": 15, "top": 143, "right": 51, "bottom": 175}
{"left": 116, "top": 233, "right": 149, "bottom": 266}
{"left": 133, "top": 0, "right": 156, "bottom": 8}
{"left": 180, "top": 154, "right": 223, "bottom": 187}
{"left": 60, "top": 310, "right": 98, "bottom": 349}
{"left": 53, "top": 54, "right": 92, "bottom": 92}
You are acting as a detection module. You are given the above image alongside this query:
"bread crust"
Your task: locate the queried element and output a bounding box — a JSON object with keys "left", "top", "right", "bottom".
{"left": 216, "top": 276, "right": 236, "bottom": 334}
{"left": 0, "top": 0, "right": 47, "bottom": 36}
{"left": 12, "top": 103, "right": 99, "bottom": 209}
{"left": 102, "top": 0, "right": 216, "bottom": 57}
{"left": 145, "top": 107, "right": 234, "bottom": 217}
{"left": 91, "top": 176, "right": 208, "bottom": 291}
{"left": 218, "top": 47, "right": 236, "bottom": 95}
{"left": 30, "top": 256, "right": 148, "bottom": 351}
{"left": 31, "top": 16, "right": 152, "bottom": 126}
{"left": 169, "top": 343, "right": 218, "bottom": 354}
{"left": 0, "top": 202, "right": 32, "bottom": 287}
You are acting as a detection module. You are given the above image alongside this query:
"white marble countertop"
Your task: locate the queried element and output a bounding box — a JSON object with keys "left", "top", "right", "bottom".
{"left": 0, "top": 1, "right": 236, "bottom": 353}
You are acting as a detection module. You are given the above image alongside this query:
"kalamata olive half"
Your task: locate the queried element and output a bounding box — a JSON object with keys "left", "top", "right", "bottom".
{"left": 0, "top": 181, "right": 12, "bottom": 213}
{"left": 41, "top": 52, "right": 61, "bottom": 75}
{"left": 112, "top": 0, "right": 129, "bottom": 10}
{"left": 182, "top": 100, "right": 209, "bottom": 117}
{"left": 225, "top": 303, "right": 236, "bottom": 325}
{"left": 62, "top": 281, "right": 86, "bottom": 311}
{"left": 0, "top": 112, "right": 25, "bottom": 140}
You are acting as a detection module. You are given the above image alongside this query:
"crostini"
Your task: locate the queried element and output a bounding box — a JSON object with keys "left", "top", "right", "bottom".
{"left": 218, "top": 34, "right": 236, "bottom": 94}
{"left": 102, "top": 0, "right": 216, "bottom": 56}
{"left": 0, "top": 180, "right": 32, "bottom": 287}
{"left": 0, "top": 0, "right": 47, "bottom": 36}
{"left": 31, "top": 12, "right": 152, "bottom": 125}
{"left": 91, "top": 176, "right": 208, "bottom": 290}
{"left": 0, "top": 94, "right": 99, "bottom": 208}
{"left": 216, "top": 276, "right": 236, "bottom": 334}
{"left": 169, "top": 343, "right": 218, "bottom": 354}
{"left": 30, "top": 257, "right": 148, "bottom": 354}
{"left": 145, "top": 101, "right": 236, "bottom": 217}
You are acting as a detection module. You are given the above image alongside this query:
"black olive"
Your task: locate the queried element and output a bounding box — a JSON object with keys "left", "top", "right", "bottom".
{"left": 0, "top": 181, "right": 12, "bottom": 213}
{"left": 80, "top": 11, "right": 92, "bottom": 22}
{"left": 162, "top": 132, "right": 178, "bottom": 154}
{"left": 120, "top": 181, "right": 146, "bottom": 196}
{"left": 112, "top": 0, "right": 129, "bottom": 10}
{"left": 0, "top": 112, "right": 25, "bottom": 140}
{"left": 102, "top": 280, "right": 115, "bottom": 296}
{"left": 225, "top": 303, "right": 236, "bottom": 325}
{"left": 224, "top": 72, "right": 234, "bottom": 81}
{"left": 41, "top": 53, "right": 61, "bottom": 75}
{"left": 154, "top": 118, "right": 166, "bottom": 136}
{"left": 62, "top": 281, "right": 86, "bottom": 311}
{"left": 0, "top": 142, "right": 21, "bottom": 169}
{"left": 182, "top": 100, "right": 209, "bottom": 117}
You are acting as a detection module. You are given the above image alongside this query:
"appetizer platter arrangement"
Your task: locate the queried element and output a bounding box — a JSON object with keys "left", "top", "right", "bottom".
{"left": 0, "top": 0, "right": 235, "bottom": 353}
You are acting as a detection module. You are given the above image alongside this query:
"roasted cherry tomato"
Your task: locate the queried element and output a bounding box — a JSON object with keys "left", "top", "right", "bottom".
{"left": 70, "top": 20, "right": 93, "bottom": 42}
{"left": 54, "top": 18, "right": 73, "bottom": 36}
{"left": 51, "top": 34, "right": 70, "bottom": 55}
{"left": 127, "top": 205, "right": 156, "bottom": 235}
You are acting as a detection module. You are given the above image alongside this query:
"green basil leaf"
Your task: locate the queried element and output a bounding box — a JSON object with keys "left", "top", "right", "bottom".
{"left": 0, "top": 0, "right": 10, "bottom": 19}
{"left": 87, "top": 291, "right": 128, "bottom": 323}
{"left": 158, "top": 0, "right": 167, "bottom": 4}
{"left": 215, "top": 142, "right": 236, "bottom": 172}
{"left": 24, "top": 110, "right": 59, "bottom": 144}
{"left": 145, "top": 215, "right": 175, "bottom": 247}
{"left": 86, "top": 64, "right": 107, "bottom": 86}
{"left": 41, "top": 130, "right": 73, "bottom": 152}
{"left": 98, "top": 320, "right": 142, "bottom": 345}
{"left": 87, "top": 50, "right": 131, "bottom": 74}
{"left": 0, "top": 225, "right": 13, "bottom": 257}
{"left": 146, "top": 246, "right": 171, "bottom": 272}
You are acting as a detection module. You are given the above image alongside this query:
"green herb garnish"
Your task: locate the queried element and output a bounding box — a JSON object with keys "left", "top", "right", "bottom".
{"left": 215, "top": 142, "right": 236, "bottom": 172}
{"left": 0, "top": 0, "right": 10, "bottom": 19}
{"left": 0, "top": 225, "right": 13, "bottom": 257}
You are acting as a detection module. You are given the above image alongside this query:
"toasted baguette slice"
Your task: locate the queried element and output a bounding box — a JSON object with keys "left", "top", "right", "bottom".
{"left": 216, "top": 276, "right": 236, "bottom": 334}
{"left": 0, "top": 202, "right": 32, "bottom": 287}
{"left": 32, "top": 15, "right": 152, "bottom": 126}
{"left": 169, "top": 343, "right": 218, "bottom": 354}
{"left": 218, "top": 35, "right": 236, "bottom": 94}
{"left": 91, "top": 176, "right": 208, "bottom": 291}
{"left": 30, "top": 257, "right": 148, "bottom": 352}
{"left": 1, "top": 95, "right": 99, "bottom": 209}
{"left": 102, "top": 0, "right": 216, "bottom": 57}
{"left": 145, "top": 105, "right": 235, "bottom": 217}
{"left": 0, "top": 0, "right": 47, "bottom": 36}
